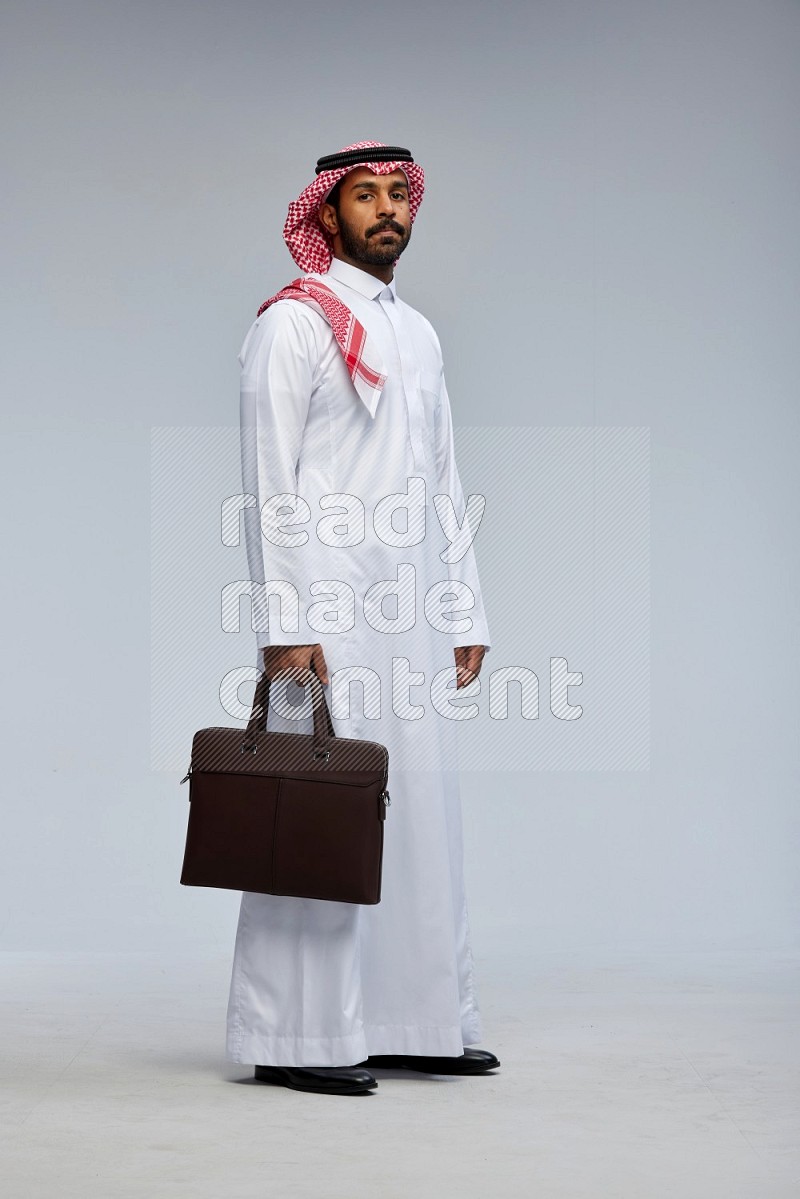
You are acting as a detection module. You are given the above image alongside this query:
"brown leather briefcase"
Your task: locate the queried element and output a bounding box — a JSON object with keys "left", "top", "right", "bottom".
{"left": 179, "top": 664, "right": 390, "bottom": 904}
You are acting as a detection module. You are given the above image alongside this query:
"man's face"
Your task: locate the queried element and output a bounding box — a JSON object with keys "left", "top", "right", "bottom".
{"left": 319, "top": 167, "right": 412, "bottom": 266}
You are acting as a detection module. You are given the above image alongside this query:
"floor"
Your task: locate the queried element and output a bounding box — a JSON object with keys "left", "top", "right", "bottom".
{"left": 2, "top": 948, "right": 798, "bottom": 1198}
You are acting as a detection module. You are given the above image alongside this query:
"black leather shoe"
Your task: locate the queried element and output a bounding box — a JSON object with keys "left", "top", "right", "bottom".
{"left": 254, "top": 1064, "right": 377, "bottom": 1094}
{"left": 355, "top": 1048, "right": 500, "bottom": 1074}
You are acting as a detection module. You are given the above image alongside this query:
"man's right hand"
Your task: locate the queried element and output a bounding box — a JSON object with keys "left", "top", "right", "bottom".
{"left": 262, "top": 643, "right": 329, "bottom": 687}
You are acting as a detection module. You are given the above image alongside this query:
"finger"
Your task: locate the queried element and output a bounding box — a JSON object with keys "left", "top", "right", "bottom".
{"left": 311, "top": 644, "right": 329, "bottom": 686}
{"left": 275, "top": 664, "right": 306, "bottom": 689}
{"left": 455, "top": 665, "right": 476, "bottom": 690}
{"left": 466, "top": 647, "right": 485, "bottom": 675}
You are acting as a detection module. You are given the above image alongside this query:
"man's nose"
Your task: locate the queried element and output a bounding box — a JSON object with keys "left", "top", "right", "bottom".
{"left": 375, "top": 189, "right": 397, "bottom": 217}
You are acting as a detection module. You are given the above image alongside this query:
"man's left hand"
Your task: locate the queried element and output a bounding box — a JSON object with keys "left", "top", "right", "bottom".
{"left": 454, "top": 645, "right": 486, "bottom": 690}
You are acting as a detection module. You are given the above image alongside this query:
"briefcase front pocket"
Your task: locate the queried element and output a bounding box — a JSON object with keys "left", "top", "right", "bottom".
{"left": 272, "top": 777, "right": 385, "bottom": 903}
{"left": 180, "top": 770, "right": 281, "bottom": 895}
{"left": 180, "top": 768, "right": 387, "bottom": 904}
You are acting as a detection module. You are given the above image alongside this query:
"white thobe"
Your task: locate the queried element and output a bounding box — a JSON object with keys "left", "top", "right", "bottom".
{"left": 225, "top": 255, "right": 492, "bottom": 1066}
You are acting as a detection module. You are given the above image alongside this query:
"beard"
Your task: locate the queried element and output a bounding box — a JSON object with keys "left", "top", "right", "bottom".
{"left": 337, "top": 212, "right": 412, "bottom": 265}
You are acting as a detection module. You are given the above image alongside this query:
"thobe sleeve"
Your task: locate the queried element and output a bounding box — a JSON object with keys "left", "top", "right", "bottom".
{"left": 239, "top": 301, "right": 319, "bottom": 649}
{"left": 432, "top": 370, "right": 492, "bottom": 653}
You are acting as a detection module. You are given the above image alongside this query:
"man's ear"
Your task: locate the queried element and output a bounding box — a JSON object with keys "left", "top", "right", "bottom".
{"left": 318, "top": 202, "right": 338, "bottom": 237}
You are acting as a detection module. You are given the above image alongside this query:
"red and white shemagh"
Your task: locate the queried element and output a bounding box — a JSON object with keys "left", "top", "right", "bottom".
{"left": 256, "top": 276, "right": 387, "bottom": 417}
{"left": 255, "top": 141, "right": 425, "bottom": 417}
{"left": 283, "top": 139, "right": 425, "bottom": 275}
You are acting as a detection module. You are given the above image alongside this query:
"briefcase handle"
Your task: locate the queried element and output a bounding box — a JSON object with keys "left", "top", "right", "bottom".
{"left": 241, "top": 658, "right": 334, "bottom": 759}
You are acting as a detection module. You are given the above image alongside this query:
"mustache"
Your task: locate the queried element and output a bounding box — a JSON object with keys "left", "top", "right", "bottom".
{"left": 368, "top": 221, "right": 405, "bottom": 236}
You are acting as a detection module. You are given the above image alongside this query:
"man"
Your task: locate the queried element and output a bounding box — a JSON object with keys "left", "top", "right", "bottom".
{"left": 226, "top": 141, "right": 499, "bottom": 1095}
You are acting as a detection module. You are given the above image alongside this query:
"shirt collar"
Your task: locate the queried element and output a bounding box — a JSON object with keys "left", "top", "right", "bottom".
{"left": 324, "top": 256, "right": 397, "bottom": 302}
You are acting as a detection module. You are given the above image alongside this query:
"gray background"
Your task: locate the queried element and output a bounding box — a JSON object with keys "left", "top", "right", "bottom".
{"left": 1, "top": 0, "right": 797, "bottom": 958}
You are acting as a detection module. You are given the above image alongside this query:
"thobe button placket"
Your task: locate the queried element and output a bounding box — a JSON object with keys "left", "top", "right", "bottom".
{"left": 378, "top": 290, "right": 428, "bottom": 471}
